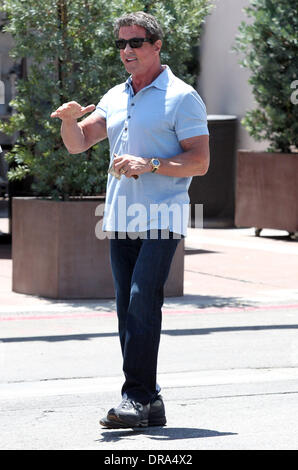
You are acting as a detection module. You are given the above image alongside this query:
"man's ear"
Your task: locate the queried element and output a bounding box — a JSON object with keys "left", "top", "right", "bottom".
{"left": 154, "top": 39, "right": 162, "bottom": 54}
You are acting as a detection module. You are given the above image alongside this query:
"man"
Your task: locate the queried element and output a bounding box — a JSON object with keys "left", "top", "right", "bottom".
{"left": 51, "top": 11, "right": 209, "bottom": 429}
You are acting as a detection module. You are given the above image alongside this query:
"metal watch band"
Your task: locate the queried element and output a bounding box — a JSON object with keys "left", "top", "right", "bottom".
{"left": 151, "top": 158, "right": 160, "bottom": 173}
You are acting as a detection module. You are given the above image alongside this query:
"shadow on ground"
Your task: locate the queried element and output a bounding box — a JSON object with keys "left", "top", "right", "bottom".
{"left": 164, "top": 294, "right": 257, "bottom": 309}
{"left": 1, "top": 323, "right": 297, "bottom": 343}
{"left": 97, "top": 426, "right": 237, "bottom": 443}
{"left": 0, "top": 243, "right": 11, "bottom": 259}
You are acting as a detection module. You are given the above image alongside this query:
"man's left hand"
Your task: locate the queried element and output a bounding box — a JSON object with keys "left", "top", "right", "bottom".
{"left": 113, "top": 154, "right": 151, "bottom": 178}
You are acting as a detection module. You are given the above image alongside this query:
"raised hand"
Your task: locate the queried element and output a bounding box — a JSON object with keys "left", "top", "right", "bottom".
{"left": 50, "top": 101, "right": 95, "bottom": 121}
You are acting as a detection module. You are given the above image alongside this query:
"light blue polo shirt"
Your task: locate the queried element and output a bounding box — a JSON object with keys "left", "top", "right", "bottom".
{"left": 94, "top": 66, "right": 209, "bottom": 236}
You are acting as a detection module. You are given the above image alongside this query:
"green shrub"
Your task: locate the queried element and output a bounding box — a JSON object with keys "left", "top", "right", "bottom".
{"left": 234, "top": 0, "right": 298, "bottom": 153}
{"left": 0, "top": 0, "right": 212, "bottom": 199}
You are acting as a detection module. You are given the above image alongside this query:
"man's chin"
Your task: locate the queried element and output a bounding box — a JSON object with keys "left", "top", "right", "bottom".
{"left": 124, "top": 64, "right": 138, "bottom": 74}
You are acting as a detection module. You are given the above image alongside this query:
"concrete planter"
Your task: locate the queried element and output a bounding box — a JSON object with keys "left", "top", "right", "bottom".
{"left": 12, "top": 197, "right": 184, "bottom": 299}
{"left": 235, "top": 150, "right": 298, "bottom": 236}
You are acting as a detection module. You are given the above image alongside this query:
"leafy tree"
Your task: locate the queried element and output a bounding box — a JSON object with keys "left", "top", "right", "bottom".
{"left": 0, "top": 0, "right": 212, "bottom": 199}
{"left": 234, "top": 0, "right": 298, "bottom": 153}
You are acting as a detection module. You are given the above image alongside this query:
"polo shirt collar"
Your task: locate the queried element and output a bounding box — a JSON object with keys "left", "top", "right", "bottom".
{"left": 125, "top": 65, "right": 173, "bottom": 92}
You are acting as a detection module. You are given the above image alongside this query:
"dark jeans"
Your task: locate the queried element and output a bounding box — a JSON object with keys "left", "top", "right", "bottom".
{"left": 110, "top": 230, "right": 181, "bottom": 405}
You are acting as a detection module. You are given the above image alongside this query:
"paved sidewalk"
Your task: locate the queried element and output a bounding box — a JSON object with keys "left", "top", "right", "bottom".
{"left": 1, "top": 222, "right": 298, "bottom": 450}
{"left": 1, "top": 224, "right": 298, "bottom": 313}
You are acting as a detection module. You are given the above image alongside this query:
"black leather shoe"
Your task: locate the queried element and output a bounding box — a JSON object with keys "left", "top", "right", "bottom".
{"left": 108, "top": 398, "right": 150, "bottom": 428}
{"left": 148, "top": 395, "right": 167, "bottom": 426}
{"left": 100, "top": 395, "right": 166, "bottom": 429}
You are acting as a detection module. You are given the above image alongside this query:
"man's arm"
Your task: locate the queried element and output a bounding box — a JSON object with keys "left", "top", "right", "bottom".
{"left": 156, "top": 135, "right": 210, "bottom": 177}
{"left": 113, "top": 135, "right": 210, "bottom": 178}
{"left": 51, "top": 101, "right": 107, "bottom": 154}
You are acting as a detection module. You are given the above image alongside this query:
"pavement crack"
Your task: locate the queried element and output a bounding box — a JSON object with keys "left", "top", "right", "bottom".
{"left": 4, "top": 375, "right": 98, "bottom": 385}
{"left": 185, "top": 269, "right": 278, "bottom": 287}
{"left": 179, "top": 390, "right": 298, "bottom": 401}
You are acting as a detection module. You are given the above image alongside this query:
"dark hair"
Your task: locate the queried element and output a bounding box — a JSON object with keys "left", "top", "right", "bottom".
{"left": 113, "top": 11, "right": 163, "bottom": 43}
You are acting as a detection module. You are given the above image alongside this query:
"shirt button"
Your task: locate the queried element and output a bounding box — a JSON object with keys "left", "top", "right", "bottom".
{"left": 131, "top": 103, "right": 135, "bottom": 106}
{"left": 128, "top": 116, "right": 131, "bottom": 119}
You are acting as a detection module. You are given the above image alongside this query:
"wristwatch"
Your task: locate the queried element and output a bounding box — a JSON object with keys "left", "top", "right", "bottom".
{"left": 150, "top": 158, "right": 160, "bottom": 173}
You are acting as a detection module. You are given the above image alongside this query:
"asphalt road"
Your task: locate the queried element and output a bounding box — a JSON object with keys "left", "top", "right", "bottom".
{"left": 1, "top": 227, "right": 298, "bottom": 451}
{"left": 1, "top": 304, "right": 298, "bottom": 450}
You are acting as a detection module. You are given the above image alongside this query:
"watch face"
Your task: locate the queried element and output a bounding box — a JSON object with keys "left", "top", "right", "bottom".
{"left": 152, "top": 159, "right": 160, "bottom": 166}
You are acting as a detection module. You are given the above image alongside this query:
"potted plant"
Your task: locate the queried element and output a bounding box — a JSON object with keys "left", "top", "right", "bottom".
{"left": 0, "top": 0, "right": 212, "bottom": 298}
{"left": 233, "top": 0, "right": 298, "bottom": 239}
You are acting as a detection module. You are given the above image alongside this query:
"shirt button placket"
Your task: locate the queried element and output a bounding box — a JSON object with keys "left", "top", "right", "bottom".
{"left": 125, "top": 100, "right": 134, "bottom": 131}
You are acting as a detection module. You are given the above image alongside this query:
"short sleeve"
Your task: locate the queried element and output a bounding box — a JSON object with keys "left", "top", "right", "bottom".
{"left": 92, "top": 91, "right": 110, "bottom": 119}
{"left": 174, "top": 90, "right": 209, "bottom": 141}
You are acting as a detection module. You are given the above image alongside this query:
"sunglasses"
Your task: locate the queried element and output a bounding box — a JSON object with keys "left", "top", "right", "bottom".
{"left": 115, "top": 37, "right": 153, "bottom": 49}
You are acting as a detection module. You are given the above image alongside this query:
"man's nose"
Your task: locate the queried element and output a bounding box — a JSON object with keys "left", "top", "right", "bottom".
{"left": 124, "top": 42, "right": 133, "bottom": 53}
